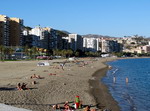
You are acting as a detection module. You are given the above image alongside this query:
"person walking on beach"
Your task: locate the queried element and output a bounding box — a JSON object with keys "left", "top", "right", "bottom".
{"left": 60, "top": 62, "right": 65, "bottom": 70}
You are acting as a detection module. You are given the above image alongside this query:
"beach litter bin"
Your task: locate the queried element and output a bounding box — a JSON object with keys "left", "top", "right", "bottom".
{"left": 75, "top": 96, "right": 81, "bottom": 109}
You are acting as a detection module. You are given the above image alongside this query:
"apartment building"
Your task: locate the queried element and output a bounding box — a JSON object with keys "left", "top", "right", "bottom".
{"left": 0, "top": 15, "right": 23, "bottom": 46}
{"left": 0, "top": 15, "right": 10, "bottom": 46}
{"left": 62, "top": 37, "right": 69, "bottom": 49}
{"left": 30, "top": 26, "right": 45, "bottom": 48}
{"left": 101, "top": 39, "right": 121, "bottom": 53}
{"left": 68, "top": 34, "right": 83, "bottom": 51}
{"left": 30, "top": 26, "right": 60, "bottom": 50}
{"left": 83, "top": 37, "right": 100, "bottom": 52}
{"left": 9, "top": 18, "right": 23, "bottom": 46}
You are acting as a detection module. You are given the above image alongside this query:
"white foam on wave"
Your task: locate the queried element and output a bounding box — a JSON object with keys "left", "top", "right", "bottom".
{"left": 0, "top": 104, "right": 31, "bottom": 111}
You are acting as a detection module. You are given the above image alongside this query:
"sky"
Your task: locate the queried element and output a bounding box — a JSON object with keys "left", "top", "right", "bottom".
{"left": 1, "top": 0, "right": 150, "bottom": 37}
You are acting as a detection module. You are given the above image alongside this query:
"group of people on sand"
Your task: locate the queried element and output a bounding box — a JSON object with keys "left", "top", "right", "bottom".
{"left": 17, "top": 74, "right": 43, "bottom": 90}
{"left": 17, "top": 83, "right": 29, "bottom": 90}
{"left": 52, "top": 96, "right": 96, "bottom": 111}
{"left": 52, "top": 101, "right": 76, "bottom": 111}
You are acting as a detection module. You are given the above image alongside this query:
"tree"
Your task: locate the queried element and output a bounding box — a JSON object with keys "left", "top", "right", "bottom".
{"left": 31, "top": 47, "right": 38, "bottom": 59}
{"left": 24, "top": 45, "right": 30, "bottom": 56}
{"left": 75, "top": 51, "right": 79, "bottom": 57}
{"left": 0, "top": 45, "right": 5, "bottom": 60}
{"left": 6, "top": 48, "right": 14, "bottom": 59}
{"left": 66, "top": 49, "right": 73, "bottom": 57}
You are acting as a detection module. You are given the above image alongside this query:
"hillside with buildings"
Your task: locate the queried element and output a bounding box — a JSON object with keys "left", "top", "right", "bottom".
{"left": 1, "top": 14, "right": 150, "bottom": 58}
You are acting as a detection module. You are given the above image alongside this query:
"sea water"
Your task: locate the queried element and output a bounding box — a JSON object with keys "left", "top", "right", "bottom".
{"left": 102, "top": 58, "right": 150, "bottom": 111}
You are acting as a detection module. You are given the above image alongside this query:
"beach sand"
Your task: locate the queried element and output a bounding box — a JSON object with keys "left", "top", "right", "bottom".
{"left": 0, "top": 57, "right": 120, "bottom": 111}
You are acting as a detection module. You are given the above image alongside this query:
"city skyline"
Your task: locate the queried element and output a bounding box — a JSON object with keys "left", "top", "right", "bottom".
{"left": 1, "top": 0, "right": 150, "bottom": 37}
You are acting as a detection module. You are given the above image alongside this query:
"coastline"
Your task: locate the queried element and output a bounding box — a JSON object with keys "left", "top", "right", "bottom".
{"left": 89, "top": 57, "right": 150, "bottom": 111}
{"left": 89, "top": 62, "right": 120, "bottom": 111}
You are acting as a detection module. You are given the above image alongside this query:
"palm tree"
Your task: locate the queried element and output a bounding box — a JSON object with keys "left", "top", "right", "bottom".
{"left": 6, "top": 48, "right": 14, "bottom": 59}
{"left": 3, "top": 48, "right": 10, "bottom": 59}
{"left": 31, "top": 47, "right": 38, "bottom": 59}
{"left": 67, "top": 49, "right": 73, "bottom": 57}
{"left": 75, "top": 51, "right": 79, "bottom": 57}
{"left": 4, "top": 48, "right": 14, "bottom": 59}
{"left": 0, "top": 45, "right": 5, "bottom": 60}
{"left": 24, "top": 45, "right": 30, "bottom": 56}
{"left": 61, "top": 49, "right": 67, "bottom": 57}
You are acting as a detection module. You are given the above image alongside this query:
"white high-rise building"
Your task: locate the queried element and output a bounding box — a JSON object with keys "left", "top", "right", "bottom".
{"left": 68, "top": 34, "right": 83, "bottom": 51}
{"left": 83, "top": 37, "right": 100, "bottom": 52}
{"left": 30, "top": 26, "right": 44, "bottom": 40}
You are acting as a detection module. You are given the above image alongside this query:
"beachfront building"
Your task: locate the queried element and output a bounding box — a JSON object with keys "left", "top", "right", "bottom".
{"left": 101, "top": 39, "right": 122, "bottom": 53}
{"left": 9, "top": 18, "right": 24, "bottom": 46}
{"left": 30, "top": 26, "right": 61, "bottom": 50}
{"left": 83, "top": 37, "right": 100, "bottom": 52}
{"left": 62, "top": 37, "right": 69, "bottom": 49}
{"left": 30, "top": 26, "right": 48, "bottom": 49}
{"left": 68, "top": 34, "right": 83, "bottom": 51}
{"left": 123, "top": 45, "right": 150, "bottom": 54}
{"left": 0, "top": 15, "right": 24, "bottom": 46}
{"left": 0, "top": 15, "right": 10, "bottom": 46}
{"left": 48, "top": 28, "right": 58, "bottom": 50}
{"left": 22, "top": 27, "right": 33, "bottom": 47}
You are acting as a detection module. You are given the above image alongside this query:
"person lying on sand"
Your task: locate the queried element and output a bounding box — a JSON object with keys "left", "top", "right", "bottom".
{"left": 49, "top": 73, "right": 56, "bottom": 76}
{"left": 52, "top": 104, "right": 60, "bottom": 110}
{"left": 30, "top": 74, "right": 43, "bottom": 79}
{"left": 83, "top": 105, "right": 96, "bottom": 111}
{"left": 64, "top": 101, "right": 74, "bottom": 111}
{"left": 83, "top": 106, "right": 91, "bottom": 111}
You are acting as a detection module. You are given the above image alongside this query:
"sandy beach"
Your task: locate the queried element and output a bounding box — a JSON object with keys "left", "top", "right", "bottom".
{"left": 0, "top": 57, "right": 120, "bottom": 111}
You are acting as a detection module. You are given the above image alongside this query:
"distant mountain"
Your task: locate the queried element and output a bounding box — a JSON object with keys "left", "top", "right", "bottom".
{"left": 56, "top": 30, "right": 69, "bottom": 37}
{"left": 82, "top": 34, "right": 113, "bottom": 38}
{"left": 61, "top": 30, "right": 71, "bottom": 34}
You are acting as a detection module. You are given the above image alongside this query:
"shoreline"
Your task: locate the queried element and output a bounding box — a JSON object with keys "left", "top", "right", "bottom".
{"left": 89, "top": 59, "right": 120, "bottom": 111}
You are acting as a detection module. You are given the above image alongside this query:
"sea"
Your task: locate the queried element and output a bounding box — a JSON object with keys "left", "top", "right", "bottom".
{"left": 102, "top": 58, "right": 150, "bottom": 111}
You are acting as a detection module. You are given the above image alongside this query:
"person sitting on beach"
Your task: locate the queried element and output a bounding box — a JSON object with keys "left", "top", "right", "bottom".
{"left": 17, "top": 83, "right": 29, "bottom": 90}
{"left": 21, "top": 83, "right": 28, "bottom": 90}
{"left": 17, "top": 83, "right": 22, "bottom": 90}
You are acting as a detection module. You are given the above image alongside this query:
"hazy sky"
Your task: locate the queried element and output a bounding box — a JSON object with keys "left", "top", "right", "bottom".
{"left": 1, "top": 0, "right": 150, "bottom": 37}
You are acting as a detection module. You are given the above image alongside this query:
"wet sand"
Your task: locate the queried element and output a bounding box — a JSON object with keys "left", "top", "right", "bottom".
{"left": 0, "top": 57, "right": 120, "bottom": 111}
{"left": 89, "top": 64, "right": 120, "bottom": 111}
